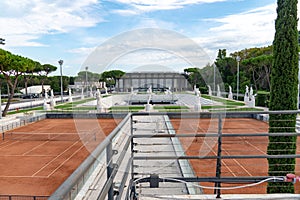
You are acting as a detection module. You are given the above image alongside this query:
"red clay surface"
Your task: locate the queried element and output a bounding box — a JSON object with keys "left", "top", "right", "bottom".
{"left": 171, "top": 118, "right": 300, "bottom": 194}
{"left": 0, "top": 118, "right": 120, "bottom": 196}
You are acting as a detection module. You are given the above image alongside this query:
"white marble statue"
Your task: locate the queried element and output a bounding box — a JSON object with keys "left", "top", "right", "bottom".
{"left": 90, "top": 87, "right": 93, "bottom": 98}
{"left": 244, "top": 85, "right": 249, "bottom": 103}
{"left": 248, "top": 86, "right": 256, "bottom": 107}
{"left": 43, "top": 99, "right": 50, "bottom": 110}
{"left": 217, "top": 85, "right": 221, "bottom": 97}
{"left": 104, "top": 86, "right": 108, "bottom": 95}
{"left": 80, "top": 87, "right": 84, "bottom": 99}
{"left": 228, "top": 86, "right": 233, "bottom": 100}
{"left": 68, "top": 88, "right": 73, "bottom": 102}
{"left": 250, "top": 86, "right": 253, "bottom": 98}
{"left": 194, "top": 96, "right": 202, "bottom": 112}
{"left": 147, "top": 85, "right": 152, "bottom": 94}
{"left": 196, "top": 89, "right": 201, "bottom": 97}
{"left": 208, "top": 85, "right": 212, "bottom": 96}
{"left": 50, "top": 89, "right": 56, "bottom": 107}
{"left": 131, "top": 86, "right": 134, "bottom": 94}
{"left": 96, "top": 89, "right": 102, "bottom": 112}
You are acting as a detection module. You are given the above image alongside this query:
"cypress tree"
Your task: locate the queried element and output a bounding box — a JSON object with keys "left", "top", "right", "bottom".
{"left": 267, "top": 0, "right": 298, "bottom": 193}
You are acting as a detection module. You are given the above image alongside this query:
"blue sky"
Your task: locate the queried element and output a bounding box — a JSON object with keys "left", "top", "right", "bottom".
{"left": 0, "top": 0, "right": 290, "bottom": 76}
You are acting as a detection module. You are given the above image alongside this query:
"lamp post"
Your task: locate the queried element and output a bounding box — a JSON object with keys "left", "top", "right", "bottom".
{"left": 298, "top": 53, "right": 300, "bottom": 109}
{"left": 213, "top": 64, "right": 216, "bottom": 96}
{"left": 0, "top": 38, "right": 5, "bottom": 119}
{"left": 0, "top": 38, "right": 5, "bottom": 45}
{"left": 85, "top": 66, "right": 88, "bottom": 96}
{"left": 236, "top": 56, "right": 241, "bottom": 100}
{"left": 58, "top": 60, "right": 64, "bottom": 103}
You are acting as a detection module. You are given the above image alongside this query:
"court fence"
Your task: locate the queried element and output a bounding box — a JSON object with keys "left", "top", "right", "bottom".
{"left": 48, "top": 110, "right": 300, "bottom": 200}
{"left": 0, "top": 195, "right": 49, "bottom": 200}
{"left": 0, "top": 113, "right": 46, "bottom": 133}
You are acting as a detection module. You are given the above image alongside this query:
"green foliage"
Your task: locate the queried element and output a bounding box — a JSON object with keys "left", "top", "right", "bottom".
{"left": 256, "top": 91, "right": 270, "bottom": 107}
{"left": 242, "top": 55, "right": 272, "bottom": 91}
{"left": 49, "top": 76, "right": 69, "bottom": 93}
{"left": 76, "top": 70, "right": 101, "bottom": 83}
{"left": 109, "top": 105, "right": 144, "bottom": 112}
{"left": 211, "top": 107, "right": 264, "bottom": 112}
{"left": 202, "top": 94, "right": 245, "bottom": 106}
{"left": 267, "top": 0, "right": 299, "bottom": 193}
{"left": 183, "top": 65, "right": 211, "bottom": 89}
{"left": 99, "top": 70, "right": 125, "bottom": 88}
{"left": 153, "top": 105, "right": 189, "bottom": 109}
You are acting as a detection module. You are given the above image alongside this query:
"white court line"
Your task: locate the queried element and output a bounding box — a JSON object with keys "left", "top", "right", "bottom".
{"left": 0, "top": 140, "right": 20, "bottom": 150}
{"left": 203, "top": 140, "right": 236, "bottom": 177}
{"left": 31, "top": 141, "right": 80, "bottom": 177}
{"left": 243, "top": 138, "right": 266, "bottom": 154}
{"left": 22, "top": 141, "right": 50, "bottom": 156}
{"left": 185, "top": 121, "right": 235, "bottom": 176}
{"left": 222, "top": 149, "right": 252, "bottom": 177}
{"left": 46, "top": 144, "right": 86, "bottom": 178}
{"left": 0, "top": 155, "right": 55, "bottom": 157}
{"left": 0, "top": 175, "right": 48, "bottom": 178}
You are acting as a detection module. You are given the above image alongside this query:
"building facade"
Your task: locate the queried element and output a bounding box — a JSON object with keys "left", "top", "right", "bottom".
{"left": 116, "top": 72, "right": 190, "bottom": 92}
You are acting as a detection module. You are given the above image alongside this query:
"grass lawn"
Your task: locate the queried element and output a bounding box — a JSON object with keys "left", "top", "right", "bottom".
{"left": 153, "top": 105, "right": 190, "bottom": 112}
{"left": 109, "top": 106, "right": 145, "bottom": 112}
{"left": 8, "top": 106, "right": 44, "bottom": 115}
{"left": 201, "top": 105, "right": 236, "bottom": 110}
{"left": 202, "top": 95, "right": 245, "bottom": 106}
{"left": 211, "top": 107, "right": 264, "bottom": 112}
{"left": 55, "top": 98, "right": 95, "bottom": 110}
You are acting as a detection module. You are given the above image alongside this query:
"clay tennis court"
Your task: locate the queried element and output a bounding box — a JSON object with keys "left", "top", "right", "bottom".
{"left": 0, "top": 118, "right": 120, "bottom": 197}
{"left": 171, "top": 118, "right": 300, "bottom": 194}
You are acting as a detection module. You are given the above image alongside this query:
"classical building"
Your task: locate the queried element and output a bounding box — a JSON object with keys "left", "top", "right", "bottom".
{"left": 116, "top": 72, "right": 190, "bottom": 92}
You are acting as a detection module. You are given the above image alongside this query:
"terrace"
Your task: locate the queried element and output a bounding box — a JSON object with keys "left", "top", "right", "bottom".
{"left": 48, "top": 111, "right": 300, "bottom": 200}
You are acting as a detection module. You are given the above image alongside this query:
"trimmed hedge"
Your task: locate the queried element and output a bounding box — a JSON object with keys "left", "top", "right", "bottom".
{"left": 267, "top": 0, "right": 299, "bottom": 193}
{"left": 256, "top": 91, "right": 270, "bottom": 107}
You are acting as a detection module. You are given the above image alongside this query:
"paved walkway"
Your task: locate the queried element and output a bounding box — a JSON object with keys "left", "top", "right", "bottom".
{"left": 76, "top": 115, "right": 191, "bottom": 199}
{"left": 132, "top": 115, "right": 188, "bottom": 198}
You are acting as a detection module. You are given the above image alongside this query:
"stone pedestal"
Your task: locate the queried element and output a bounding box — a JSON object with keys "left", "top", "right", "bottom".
{"left": 145, "top": 104, "right": 153, "bottom": 112}
{"left": 194, "top": 104, "right": 202, "bottom": 112}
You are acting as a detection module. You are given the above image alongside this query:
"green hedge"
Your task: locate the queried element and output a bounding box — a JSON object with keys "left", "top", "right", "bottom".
{"left": 256, "top": 91, "right": 270, "bottom": 107}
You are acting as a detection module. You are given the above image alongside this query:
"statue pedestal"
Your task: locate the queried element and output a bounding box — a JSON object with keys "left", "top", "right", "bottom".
{"left": 194, "top": 104, "right": 202, "bottom": 112}
{"left": 248, "top": 100, "right": 255, "bottom": 108}
{"left": 145, "top": 104, "right": 152, "bottom": 112}
{"left": 43, "top": 102, "right": 51, "bottom": 111}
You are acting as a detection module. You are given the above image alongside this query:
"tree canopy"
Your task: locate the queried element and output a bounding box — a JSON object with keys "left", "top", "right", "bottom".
{"left": 0, "top": 48, "right": 57, "bottom": 116}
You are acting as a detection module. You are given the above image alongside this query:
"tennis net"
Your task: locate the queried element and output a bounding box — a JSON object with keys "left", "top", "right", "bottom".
{"left": 2, "top": 132, "right": 97, "bottom": 141}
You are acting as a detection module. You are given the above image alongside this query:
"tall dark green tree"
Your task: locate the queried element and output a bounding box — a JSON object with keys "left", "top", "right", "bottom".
{"left": 267, "top": 0, "right": 298, "bottom": 193}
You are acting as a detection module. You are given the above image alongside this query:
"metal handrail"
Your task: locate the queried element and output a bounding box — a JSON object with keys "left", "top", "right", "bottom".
{"left": 49, "top": 113, "right": 131, "bottom": 200}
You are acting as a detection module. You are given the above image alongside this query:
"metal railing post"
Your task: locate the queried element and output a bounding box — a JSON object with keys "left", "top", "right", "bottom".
{"left": 214, "top": 114, "right": 223, "bottom": 198}
{"left": 106, "top": 141, "right": 114, "bottom": 200}
{"left": 130, "top": 114, "right": 136, "bottom": 199}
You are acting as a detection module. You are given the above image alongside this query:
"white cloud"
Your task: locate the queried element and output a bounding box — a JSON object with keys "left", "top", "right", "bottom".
{"left": 0, "top": 0, "right": 103, "bottom": 47}
{"left": 111, "top": 9, "right": 140, "bottom": 16}
{"left": 111, "top": 0, "right": 227, "bottom": 14}
{"left": 68, "top": 47, "right": 96, "bottom": 56}
{"left": 196, "top": 2, "right": 300, "bottom": 59}
{"left": 194, "top": 3, "right": 277, "bottom": 59}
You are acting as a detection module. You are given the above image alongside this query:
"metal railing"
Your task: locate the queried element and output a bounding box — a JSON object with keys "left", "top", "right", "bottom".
{"left": 0, "top": 113, "right": 46, "bottom": 133}
{"left": 0, "top": 195, "right": 49, "bottom": 200}
{"left": 49, "top": 113, "right": 131, "bottom": 200}
{"left": 48, "top": 111, "right": 300, "bottom": 199}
